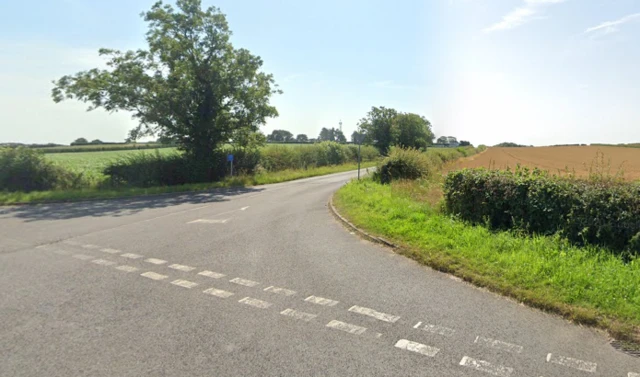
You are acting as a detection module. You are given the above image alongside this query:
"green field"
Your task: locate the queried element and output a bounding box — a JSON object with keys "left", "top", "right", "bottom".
{"left": 46, "top": 148, "right": 179, "bottom": 174}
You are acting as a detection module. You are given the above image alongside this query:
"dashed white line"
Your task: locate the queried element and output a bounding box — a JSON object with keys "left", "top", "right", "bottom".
{"left": 280, "top": 308, "right": 317, "bottom": 321}
{"left": 121, "top": 253, "right": 144, "bottom": 259}
{"left": 394, "top": 339, "right": 440, "bottom": 357}
{"left": 546, "top": 353, "right": 597, "bottom": 373}
{"left": 239, "top": 297, "right": 272, "bottom": 309}
{"left": 91, "top": 259, "right": 116, "bottom": 266}
{"left": 141, "top": 271, "right": 168, "bottom": 281}
{"left": 72, "top": 254, "right": 94, "bottom": 260}
{"left": 115, "top": 265, "right": 139, "bottom": 272}
{"left": 203, "top": 287, "right": 234, "bottom": 298}
{"left": 459, "top": 356, "right": 513, "bottom": 377}
{"left": 145, "top": 258, "right": 167, "bottom": 265}
{"left": 415, "top": 322, "right": 456, "bottom": 337}
{"left": 326, "top": 320, "right": 367, "bottom": 335}
{"left": 240, "top": 206, "right": 250, "bottom": 211}
{"left": 264, "top": 286, "right": 296, "bottom": 296}
{"left": 629, "top": 373, "right": 640, "bottom": 377}
{"left": 305, "top": 295, "right": 339, "bottom": 307}
{"left": 413, "top": 321, "right": 422, "bottom": 329}
{"left": 169, "top": 264, "right": 196, "bottom": 272}
{"left": 230, "top": 277, "right": 260, "bottom": 287}
{"left": 475, "top": 336, "right": 523, "bottom": 354}
{"left": 188, "top": 219, "right": 228, "bottom": 224}
{"left": 82, "top": 244, "right": 100, "bottom": 249}
{"left": 198, "top": 270, "right": 226, "bottom": 279}
{"left": 35, "top": 245, "right": 49, "bottom": 250}
{"left": 101, "top": 248, "right": 121, "bottom": 254}
{"left": 348, "top": 305, "right": 400, "bottom": 323}
{"left": 171, "top": 279, "right": 198, "bottom": 289}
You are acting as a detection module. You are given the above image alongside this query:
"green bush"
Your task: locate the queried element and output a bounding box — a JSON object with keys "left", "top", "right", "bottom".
{"left": 373, "top": 147, "right": 434, "bottom": 184}
{"left": 0, "top": 147, "right": 81, "bottom": 192}
{"left": 260, "top": 142, "right": 379, "bottom": 171}
{"left": 444, "top": 167, "right": 640, "bottom": 255}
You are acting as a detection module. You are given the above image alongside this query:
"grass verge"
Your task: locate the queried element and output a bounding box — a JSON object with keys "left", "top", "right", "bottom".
{"left": 333, "top": 178, "right": 640, "bottom": 342}
{"left": 0, "top": 161, "right": 377, "bottom": 205}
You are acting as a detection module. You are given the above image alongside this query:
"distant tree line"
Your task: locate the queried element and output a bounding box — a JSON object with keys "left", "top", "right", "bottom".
{"left": 494, "top": 142, "right": 532, "bottom": 148}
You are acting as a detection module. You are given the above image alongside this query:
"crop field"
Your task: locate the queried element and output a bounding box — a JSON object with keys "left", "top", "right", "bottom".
{"left": 449, "top": 146, "right": 640, "bottom": 181}
{"left": 46, "top": 148, "right": 179, "bottom": 174}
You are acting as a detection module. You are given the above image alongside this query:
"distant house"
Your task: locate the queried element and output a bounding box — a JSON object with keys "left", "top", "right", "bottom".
{"left": 434, "top": 136, "right": 459, "bottom": 148}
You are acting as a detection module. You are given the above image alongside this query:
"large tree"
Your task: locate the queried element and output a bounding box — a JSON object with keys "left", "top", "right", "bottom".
{"left": 318, "top": 127, "right": 346, "bottom": 143}
{"left": 357, "top": 106, "right": 398, "bottom": 154}
{"left": 393, "top": 113, "right": 434, "bottom": 150}
{"left": 295, "top": 134, "right": 308, "bottom": 143}
{"left": 267, "top": 129, "right": 294, "bottom": 143}
{"left": 52, "top": 0, "right": 280, "bottom": 176}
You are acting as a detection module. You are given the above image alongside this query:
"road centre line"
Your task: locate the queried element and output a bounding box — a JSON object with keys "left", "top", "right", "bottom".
{"left": 239, "top": 297, "right": 272, "bottom": 309}
{"left": 546, "top": 353, "right": 597, "bottom": 373}
{"left": 230, "top": 277, "right": 260, "bottom": 287}
{"left": 121, "top": 253, "right": 144, "bottom": 259}
{"left": 394, "top": 339, "right": 439, "bottom": 357}
{"left": 414, "top": 322, "right": 456, "bottom": 337}
{"left": 264, "top": 286, "right": 296, "bottom": 296}
{"left": 101, "top": 248, "right": 121, "bottom": 254}
{"left": 91, "top": 259, "right": 116, "bottom": 266}
{"left": 171, "top": 279, "right": 198, "bottom": 289}
{"left": 348, "top": 305, "right": 400, "bottom": 323}
{"left": 72, "top": 254, "right": 94, "bottom": 260}
{"left": 141, "top": 271, "right": 168, "bottom": 281}
{"left": 305, "top": 295, "right": 339, "bottom": 307}
{"left": 169, "top": 264, "right": 196, "bottom": 272}
{"left": 198, "top": 270, "right": 226, "bottom": 279}
{"left": 326, "top": 320, "right": 367, "bottom": 335}
{"left": 145, "top": 258, "right": 167, "bottom": 265}
{"left": 81, "top": 244, "right": 100, "bottom": 249}
{"left": 188, "top": 219, "right": 228, "bottom": 224}
{"left": 115, "top": 265, "right": 139, "bottom": 272}
{"left": 459, "top": 356, "right": 513, "bottom": 377}
{"left": 629, "top": 373, "right": 640, "bottom": 377}
{"left": 474, "top": 336, "right": 523, "bottom": 354}
{"left": 280, "top": 308, "right": 317, "bottom": 321}
{"left": 203, "top": 287, "right": 234, "bottom": 298}
{"left": 240, "top": 206, "right": 250, "bottom": 211}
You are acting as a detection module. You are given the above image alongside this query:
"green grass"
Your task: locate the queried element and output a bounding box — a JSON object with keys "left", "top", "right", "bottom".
{"left": 46, "top": 148, "right": 179, "bottom": 173}
{"left": 333, "top": 178, "right": 640, "bottom": 342}
{"left": 0, "top": 161, "right": 377, "bottom": 205}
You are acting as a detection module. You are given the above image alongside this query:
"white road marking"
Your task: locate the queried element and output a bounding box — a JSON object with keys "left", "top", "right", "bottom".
{"left": 82, "top": 244, "right": 100, "bottom": 249}
{"left": 101, "top": 248, "right": 121, "bottom": 254}
{"left": 188, "top": 219, "right": 228, "bottom": 224}
{"left": 348, "top": 305, "right": 400, "bottom": 323}
{"left": 52, "top": 249, "right": 71, "bottom": 256}
{"left": 145, "top": 258, "right": 167, "bottom": 265}
{"left": 264, "top": 286, "right": 296, "bottom": 296}
{"left": 280, "top": 308, "right": 317, "bottom": 321}
{"left": 230, "top": 277, "right": 260, "bottom": 287}
{"left": 115, "top": 265, "right": 139, "bottom": 272}
{"left": 239, "top": 297, "right": 272, "bottom": 309}
{"left": 629, "top": 373, "right": 640, "bottom": 377}
{"left": 121, "top": 253, "right": 144, "bottom": 259}
{"left": 546, "top": 353, "right": 597, "bottom": 373}
{"left": 91, "top": 259, "right": 116, "bottom": 266}
{"left": 35, "top": 245, "right": 48, "bottom": 250}
{"left": 394, "top": 339, "right": 440, "bottom": 357}
{"left": 459, "top": 356, "right": 513, "bottom": 377}
{"left": 72, "top": 254, "right": 93, "bottom": 260}
{"left": 415, "top": 323, "right": 456, "bottom": 337}
{"left": 240, "top": 206, "right": 250, "bottom": 211}
{"left": 326, "top": 320, "right": 367, "bottom": 335}
{"left": 198, "top": 270, "right": 226, "bottom": 279}
{"left": 141, "top": 271, "right": 168, "bottom": 281}
{"left": 203, "top": 287, "right": 234, "bottom": 298}
{"left": 305, "top": 295, "right": 339, "bottom": 307}
{"left": 474, "top": 336, "right": 523, "bottom": 354}
{"left": 169, "top": 264, "right": 196, "bottom": 272}
{"left": 171, "top": 279, "right": 198, "bottom": 289}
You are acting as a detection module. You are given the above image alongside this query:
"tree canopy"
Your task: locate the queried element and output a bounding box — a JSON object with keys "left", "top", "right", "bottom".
{"left": 71, "top": 138, "right": 88, "bottom": 145}
{"left": 393, "top": 113, "right": 434, "bottom": 150}
{"left": 318, "top": 127, "right": 346, "bottom": 143}
{"left": 296, "top": 134, "right": 309, "bottom": 143}
{"left": 267, "top": 129, "right": 294, "bottom": 143}
{"left": 358, "top": 106, "right": 434, "bottom": 153}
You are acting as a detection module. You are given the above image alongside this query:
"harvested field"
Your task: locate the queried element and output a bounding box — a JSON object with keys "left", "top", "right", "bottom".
{"left": 448, "top": 146, "right": 640, "bottom": 181}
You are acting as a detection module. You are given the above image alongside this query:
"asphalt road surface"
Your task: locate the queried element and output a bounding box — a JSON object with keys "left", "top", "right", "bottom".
{"left": 1, "top": 170, "right": 639, "bottom": 376}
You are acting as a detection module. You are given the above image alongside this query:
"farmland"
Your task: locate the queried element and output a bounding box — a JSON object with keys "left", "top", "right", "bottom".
{"left": 46, "top": 147, "right": 179, "bottom": 174}
{"left": 449, "top": 146, "right": 640, "bottom": 180}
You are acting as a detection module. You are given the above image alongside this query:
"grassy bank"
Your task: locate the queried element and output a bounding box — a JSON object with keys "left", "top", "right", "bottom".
{"left": 333, "top": 178, "right": 640, "bottom": 342}
{"left": 0, "top": 161, "right": 377, "bottom": 205}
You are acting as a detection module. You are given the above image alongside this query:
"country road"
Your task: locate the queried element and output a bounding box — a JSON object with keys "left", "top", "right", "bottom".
{"left": 1, "top": 170, "right": 638, "bottom": 376}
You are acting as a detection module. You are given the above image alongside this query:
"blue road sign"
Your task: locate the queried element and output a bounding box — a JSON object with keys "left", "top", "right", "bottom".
{"left": 227, "top": 154, "right": 234, "bottom": 162}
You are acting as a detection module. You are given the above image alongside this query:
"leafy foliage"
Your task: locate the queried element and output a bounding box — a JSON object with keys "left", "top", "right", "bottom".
{"left": 0, "top": 147, "right": 81, "bottom": 192}
{"left": 393, "top": 113, "right": 434, "bottom": 150}
{"left": 318, "top": 127, "right": 346, "bottom": 143}
{"left": 494, "top": 142, "right": 530, "bottom": 147}
{"left": 295, "top": 134, "right": 308, "bottom": 143}
{"left": 71, "top": 138, "right": 89, "bottom": 145}
{"left": 358, "top": 107, "right": 434, "bottom": 153}
{"left": 267, "top": 129, "right": 294, "bottom": 143}
{"left": 373, "top": 148, "right": 433, "bottom": 184}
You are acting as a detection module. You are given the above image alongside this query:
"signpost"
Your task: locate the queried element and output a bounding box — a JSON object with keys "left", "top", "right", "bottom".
{"left": 227, "top": 154, "right": 234, "bottom": 177}
{"left": 355, "top": 132, "right": 365, "bottom": 180}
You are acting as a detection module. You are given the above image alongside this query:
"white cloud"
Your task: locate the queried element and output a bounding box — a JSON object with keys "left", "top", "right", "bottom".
{"left": 584, "top": 13, "right": 640, "bottom": 35}
{"left": 484, "top": 0, "right": 566, "bottom": 32}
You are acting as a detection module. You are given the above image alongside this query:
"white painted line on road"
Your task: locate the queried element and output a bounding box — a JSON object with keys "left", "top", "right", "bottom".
{"left": 52, "top": 249, "right": 71, "bottom": 256}
{"left": 326, "top": 320, "right": 367, "bottom": 335}
{"left": 305, "top": 295, "right": 339, "bottom": 307}
{"left": 394, "top": 339, "right": 440, "bottom": 357}
{"left": 141, "top": 271, "right": 168, "bottom": 281}
{"left": 474, "top": 336, "right": 523, "bottom": 354}
{"left": 121, "top": 253, "right": 144, "bottom": 259}
{"left": 264, "top": 286, "right": 296, "bottom": 296}
{"left": 198, "top": 270, "right": 225, "bottom": 279}
{"left": 203, "top": 287, "right": 234, "bottom": 298}
{"left": 101, "top": 248, "right": 121, "bottom": 254}
{"left": 280, "top": 308, "right": 317, "bottom": 321}
{"left": 415, "top": 323, "right": 456, "bottom": 337}
{"left": 546, "top": 353, "right": 597, "bottom": 373}
{"left": 459, "top": 356, "right": 513, "bottom": 377}
{"left": 239, "top": 297, "right": 272, "bottom": 309}
{"left": 115, "top": 265, "right": 139, "bottom": 272}
{"left": 91, "top": 259, "right": 116, "bottom": 266}
{"left": 72, "top": 254, "right": 94, "bottom": 260}
{"left": 169, "top": 264, "right": 196, "bottom": 272}
{"left": 82, "top": 244, "right": 100, "bottom": 249}
{"left": 171, "top": 279, "right": 198, "bottom": 289}
{"left": 240, "top": 206, "right": 250, "bottom": 211}
{"left": 629, "top": 373, "right": 640, "bottom": 377}
{"left": 188, "top": 219, "right": 228, "bottom": 224}
{"left": 230, "top": 277, "right": 260, "bottom": 287}
{"left": 145, "top": 258, "right": 167, "bottom": 265}
{"left": 35, "top": 245, "right": 48, "bottom": 250}
{"left": 348, "top": 305, "right": 400, "bottom": 323}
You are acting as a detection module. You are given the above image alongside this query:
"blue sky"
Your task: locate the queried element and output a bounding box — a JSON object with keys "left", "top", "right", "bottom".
{"left": 0, "top": 0, "right": 638, "bottom": 146}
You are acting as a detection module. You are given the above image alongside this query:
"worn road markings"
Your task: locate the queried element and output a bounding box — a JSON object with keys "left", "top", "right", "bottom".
{"left": 145, "top": 258, "right": 167, "bottom": 265}
{"left": 198, "top": 270, "right": 225, "bottom": 279}
{"left": 52, "top": 249, "right": 71, "bottom": 256}
{"left": 474, "top": 336, "right": 523, "bottom": 354}
{"left": 348, "top": 305, "right": 400, "bottom": 323}
{"left": 141, "top": 271, "right": 168, "bottom": 281}
{"left": 459, "top": 356, "right": 513, "bottom": 377}
{"left": 188, "top": 219, "right": 228, "bottom": 224}
{"left": 116, "top": 265, "right": 139, "bottom": 272}
{"left": 629, "top": 373, "right": 640, "bottom": 377}
{"left": 171, "top": 279, "right": 198, "bottom": 289}
{"left": 203, "top": 287, "right": 234, "bottom": 298}
{"left": 305, "top": 295, "right": 339, "bottom": 307}
{"left": 101, "top": 248, "right": 121, "bottom": 254}
{"left": 72, "top": 254, "right": 93, "bottom": 260}
{"left": 326, "top": 320, "right": 367, "bottom": 335}
{"left": 62, "top": 240, "right": 81, "bottom": 246}
{"left": 414, "top": 322, "right": 456, "bottom": 337}
{"left": 239, "top": 297, "right": 272, "bottom": 309}
{"left": 35, "top": 245, "right": 49, "bottom": 250}
{"left": 280, "top": 308, "right": 317, "bottom": 321}
{"left": 394, "top": 339, "right": 440, "bottom": 357}
{"left": 264, "top": 286, "right": 296, "bottom": 296}
{"left": 121, "top": 253, "right": 144, "bottom": 259}
{"left": 82, "top": 244, "right": 100, "bottom": 249}
{"left": 546, "top": 353, "right": 597, "bottom": 373}
{"left": 230, "top": 277, "right": 260, "bottom": 287}
{"left": 169, "top": 264, "right": 196, "bottom": 272}
{"left": 240, "top": 206, "right": 250, "bottom": 211}
{"left": 91, "top": 259, "right": 115, "bottom": 266}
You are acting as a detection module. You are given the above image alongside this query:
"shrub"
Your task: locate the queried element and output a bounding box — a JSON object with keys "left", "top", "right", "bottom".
{"left": 373, "top": 147, "right": 433, "bottom": 184}
{"left": 0, "top": 147, "right": 81, "bottom": 192}
{"left": 260, "top": 142, "right": 380, "bottom": 171}
{"left": 444, "top": 167, "right": 640, "bottom": 255}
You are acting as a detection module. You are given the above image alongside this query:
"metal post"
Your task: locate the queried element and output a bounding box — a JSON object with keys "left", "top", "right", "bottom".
{"left": 230, "top": 160, "right": 233, "bottom": 177}
{"left": 358, "top": 142, "right": 361, "bottom": 180}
